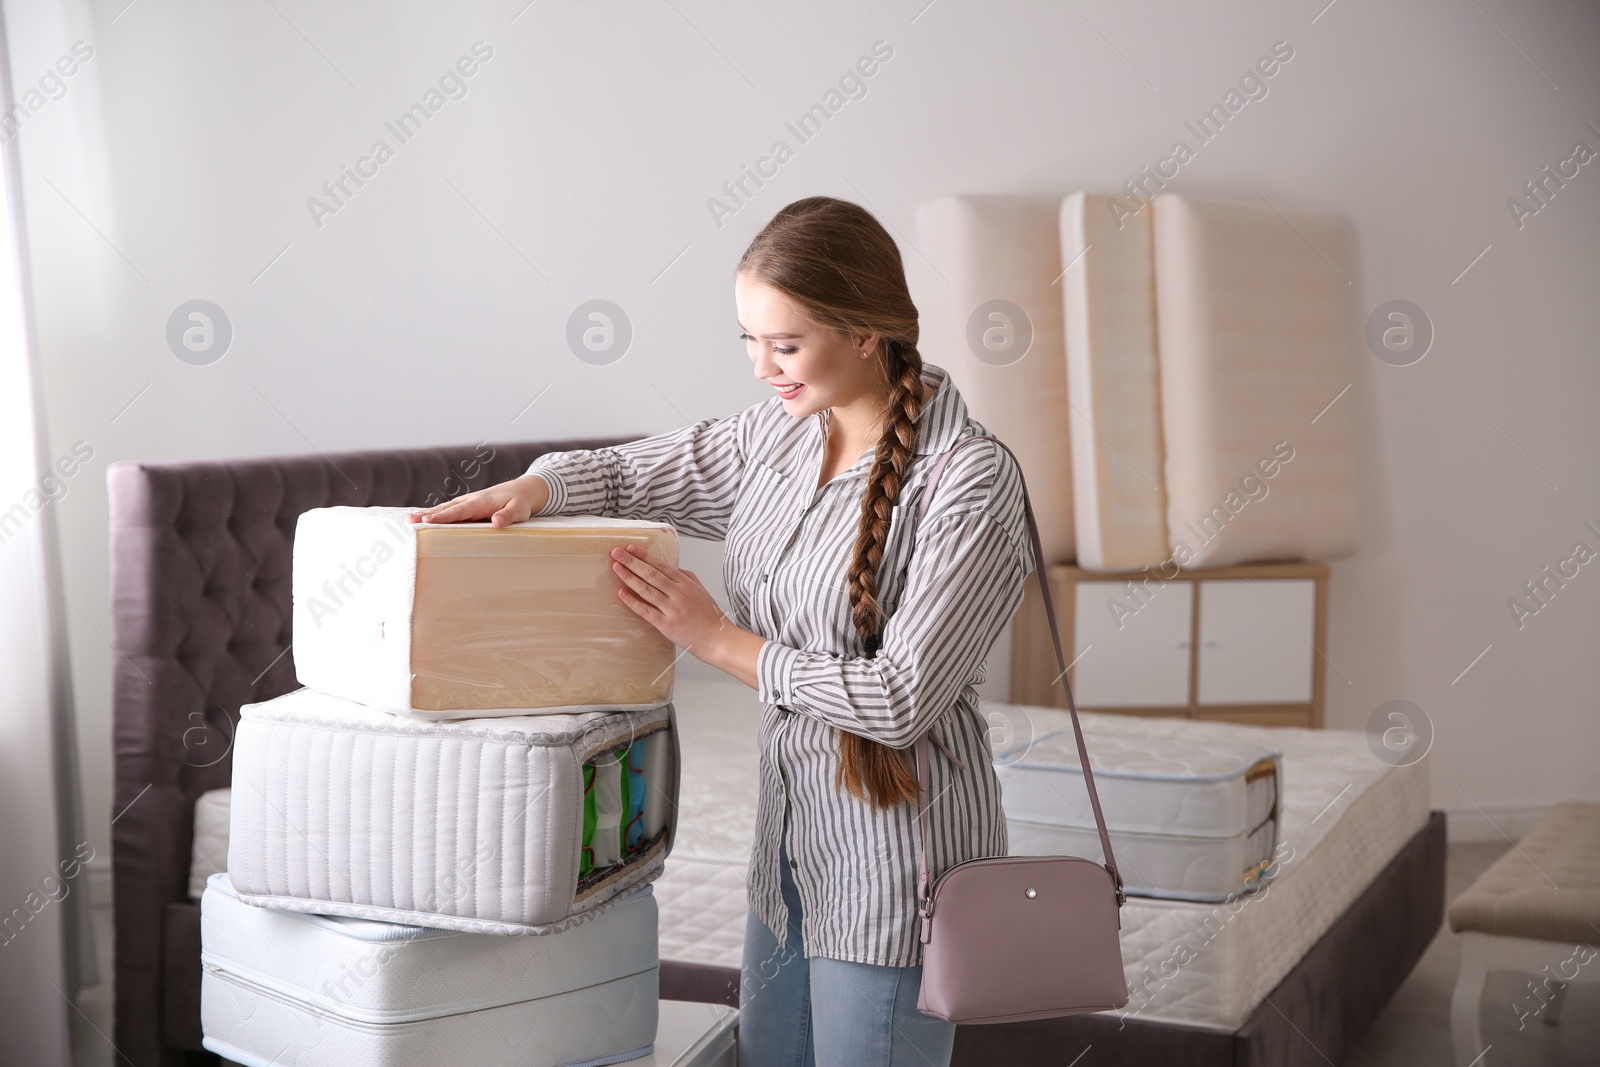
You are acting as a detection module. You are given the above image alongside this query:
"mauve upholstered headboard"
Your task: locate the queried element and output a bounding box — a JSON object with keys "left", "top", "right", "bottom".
{"left": 107, "top": 434, "right": 635, "bottom": 1066}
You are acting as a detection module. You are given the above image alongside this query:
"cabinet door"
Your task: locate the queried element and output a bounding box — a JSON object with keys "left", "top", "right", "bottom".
{"left": 1195, "top": 579, "right": 1316, "bottom": 705}
{"left": 1072, "top": 580, "right": 1192, "bottom": 707}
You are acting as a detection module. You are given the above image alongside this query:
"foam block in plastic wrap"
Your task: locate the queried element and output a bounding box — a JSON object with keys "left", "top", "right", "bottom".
{"left": 916, "top": 195, "right": 1075, "bottom": 562}
{"left": 226, "top": 688, "right": 679, "bottom": 933}
{"left": 1061, "top": 192, "right": 1169, "bottom": 572}
{"left": 293, "top": 506, "right": 677, "bottom": 717}
{"left": 1152, "top": 194, "right": 1360, "bottom": 568}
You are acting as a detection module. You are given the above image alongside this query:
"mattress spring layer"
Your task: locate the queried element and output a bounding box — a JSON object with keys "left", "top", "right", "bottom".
{"left": 201, "top": 956, "right": 662, "bottom": 1029}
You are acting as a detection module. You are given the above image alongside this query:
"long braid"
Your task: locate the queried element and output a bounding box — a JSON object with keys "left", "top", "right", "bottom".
{"left": 837, "top": 340, "right": 927, "bottom": 807}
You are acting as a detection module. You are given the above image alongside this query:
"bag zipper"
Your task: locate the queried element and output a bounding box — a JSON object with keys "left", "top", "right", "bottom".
{"left": 923, "top": 854, "right": 1126, "bottom": 920}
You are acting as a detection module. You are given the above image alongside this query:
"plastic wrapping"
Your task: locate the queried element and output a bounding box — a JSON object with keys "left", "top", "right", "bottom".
{"left": 292, "top": 506, "right": 678, "bottom": 718}
{"left": 201, "top": 873, "right": 660, "bottom": 1067}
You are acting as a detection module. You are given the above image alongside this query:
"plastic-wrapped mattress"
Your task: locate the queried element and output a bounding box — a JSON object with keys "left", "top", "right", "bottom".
{"left": 200, "top": 873, "right": 659, "bottom": 1067}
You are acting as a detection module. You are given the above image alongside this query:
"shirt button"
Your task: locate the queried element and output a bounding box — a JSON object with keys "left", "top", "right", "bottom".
{"left": 789, "top": 858, "right": 799, "bottom": 869}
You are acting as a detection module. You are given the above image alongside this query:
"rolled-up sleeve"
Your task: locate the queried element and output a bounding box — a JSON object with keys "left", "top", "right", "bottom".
{"left": 525, "top": 409, "right": 746, "bottom": 540}
{"left": 755, "top": 502, "right": 1031, "bottom": 748}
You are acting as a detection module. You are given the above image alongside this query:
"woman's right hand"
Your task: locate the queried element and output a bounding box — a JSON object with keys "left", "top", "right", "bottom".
{"left": 408, "top": 473, "right": 551, "bottom": 527}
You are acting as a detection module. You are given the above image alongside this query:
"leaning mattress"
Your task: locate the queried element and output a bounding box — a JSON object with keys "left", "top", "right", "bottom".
{"left": 1151, "top": 193, "right": 1361, "bottom": 569}
{"left": 645, "top": 680, "right": 1430, "bottom": 1032}
{"left": 200, "top": 873, "right": 659, "bottom": 1067}
{"left": 227, "top": 687, "right": 679, "bottom": 933}
{"left": 996, "top": 719, "right": 1281, "bottom": 901}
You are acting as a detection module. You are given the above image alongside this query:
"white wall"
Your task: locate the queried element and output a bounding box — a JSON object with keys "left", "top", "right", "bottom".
{"left": 8, "top": 0, "right": 1598, "bottom": 881}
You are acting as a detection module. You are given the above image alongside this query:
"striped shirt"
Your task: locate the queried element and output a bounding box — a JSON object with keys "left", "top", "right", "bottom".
{"left": 525, "top": 362, "right": 1032, "bottom": 967}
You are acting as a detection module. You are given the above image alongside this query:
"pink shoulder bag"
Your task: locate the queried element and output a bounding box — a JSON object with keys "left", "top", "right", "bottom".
{"left": 908, "top": 433, "right": 1128, "bottom": 1024}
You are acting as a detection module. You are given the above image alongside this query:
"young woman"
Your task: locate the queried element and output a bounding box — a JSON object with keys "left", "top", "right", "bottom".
{"left": 412, "top": 197, "right": 1032, "bottom": 1067}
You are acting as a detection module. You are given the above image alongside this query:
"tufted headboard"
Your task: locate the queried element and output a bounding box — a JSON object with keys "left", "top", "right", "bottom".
{"left": 107, "top": 434, "right": 636, "bottom": 1066}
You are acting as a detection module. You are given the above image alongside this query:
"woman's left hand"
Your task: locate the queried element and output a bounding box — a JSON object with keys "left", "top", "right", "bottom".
{"left": 610, "top": 545, "right": 732, "bottom": 662}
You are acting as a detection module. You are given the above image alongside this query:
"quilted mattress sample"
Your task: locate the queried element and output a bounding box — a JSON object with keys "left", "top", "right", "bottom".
{"left": 201, "top": 873, "right": 659, "bottom": 1067}
{"left": 227, "top": 688, "right": 678, "bottom": 933}
{"left": 293, "top": 506, "right": 679, "bottom": 717}
{"left": 995, "top": 715, "right": 1281, "bottom": 901}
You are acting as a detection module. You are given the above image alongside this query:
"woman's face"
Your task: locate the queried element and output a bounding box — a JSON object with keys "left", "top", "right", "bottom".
{"left": 735, "top": 272, "right": 880, "bottom": 419}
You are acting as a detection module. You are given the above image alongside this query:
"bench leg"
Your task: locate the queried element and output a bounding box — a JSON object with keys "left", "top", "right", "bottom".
{"left": 1451, "top": 932, "right": 1488, "bottom": 1066}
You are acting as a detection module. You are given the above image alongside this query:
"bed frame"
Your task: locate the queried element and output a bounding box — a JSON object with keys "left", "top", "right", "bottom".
{"left": 108, "top": 436, "right": 1445, "bottom": 1066}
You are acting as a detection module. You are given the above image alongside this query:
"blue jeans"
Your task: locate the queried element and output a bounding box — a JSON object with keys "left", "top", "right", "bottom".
{"left": 737, "top": 842, "right": 956, "bottom": 1067}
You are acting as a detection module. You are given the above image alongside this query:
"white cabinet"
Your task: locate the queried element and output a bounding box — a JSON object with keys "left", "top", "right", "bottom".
{"left": 1072, "top": 580, "right": 1192, "bottom": 707}
{"left": 1196, "top": 579, "right": 1317, "bottom": 705}
{"left": 1012, "top": 562, "right": 1328, "bottom": 729}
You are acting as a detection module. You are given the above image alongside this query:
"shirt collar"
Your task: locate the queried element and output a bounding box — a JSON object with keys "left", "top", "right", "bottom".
{"left": 910, "top": 363, "right": 968, "bottom": 456}
{"left": 819, "top": 362, "right": 969, "bottom": 473}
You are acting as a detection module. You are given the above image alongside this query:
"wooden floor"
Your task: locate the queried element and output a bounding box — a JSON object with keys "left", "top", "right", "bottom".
{"left": 71, "top": 842, "right": 1597, "bottom": 1066}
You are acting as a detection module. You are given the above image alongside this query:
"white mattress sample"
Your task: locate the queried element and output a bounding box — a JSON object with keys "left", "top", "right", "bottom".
{"left": 1151, "top": 194, "right": 1361, "bottom": 569}
{"left": 995, "top": 717, "right": 1280, "bottom": 901}
{"left": 915, "top": 195, "right": 1076, "bottom": 563}
{"left": 1060, "top": 192, "right": 1169, "bottom": 572}
{"left": 201, "top": 873, "right": 658, "bottom": 1067}
{"left": 293, "top": 506, "right": 678, "bottom": 717}
{"left": 189, "top": 787, "right": 232, "bottom": 900}
{"left": 227, "top": 688, "right": 678, "bottom": 933}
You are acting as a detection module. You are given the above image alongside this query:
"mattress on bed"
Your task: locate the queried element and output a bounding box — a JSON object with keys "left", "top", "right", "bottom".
{"left": 200, "top": 872, "right": 658, "bottom": 1067}
{"left": 997, "top": 704, "right": 1430, "bottom": 1030}
{"left": 227, "top": 687, "right": 679, "bottom": 933}
{"left": 643, "top": 682, "right": 1428, "bottom": 1033}
{"left": 995, "top": 719, "right": 1281, "bottom": 901}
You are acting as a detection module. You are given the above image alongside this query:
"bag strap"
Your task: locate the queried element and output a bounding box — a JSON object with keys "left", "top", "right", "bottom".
{"left": 909, "top": 433, "right": 1124, "bottom": 919}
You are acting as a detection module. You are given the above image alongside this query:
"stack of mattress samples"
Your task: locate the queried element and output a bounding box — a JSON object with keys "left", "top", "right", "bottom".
{"left": 202, "top": 506, "right": 683, "bottom": 1067}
